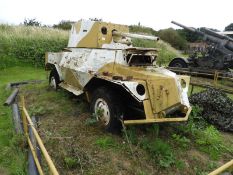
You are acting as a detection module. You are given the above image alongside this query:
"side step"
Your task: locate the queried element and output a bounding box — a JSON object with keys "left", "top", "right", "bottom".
{"left": 59, "top": 82, "right": 83, "bottom": 96}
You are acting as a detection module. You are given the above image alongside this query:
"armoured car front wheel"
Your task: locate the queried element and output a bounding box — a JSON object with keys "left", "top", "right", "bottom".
{"left": 49, "top": 69, "right": 60, "bottom": 90}
{"left": 90, "top": 87, "right": 124, "bottom": 133}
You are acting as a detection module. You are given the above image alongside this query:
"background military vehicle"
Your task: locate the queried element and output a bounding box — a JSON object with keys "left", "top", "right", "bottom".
{"left": 169, "top": 21, "right": 233, "bottom": 71}
{"left": 45, "top": 19, "right": 191, "bottom": 133}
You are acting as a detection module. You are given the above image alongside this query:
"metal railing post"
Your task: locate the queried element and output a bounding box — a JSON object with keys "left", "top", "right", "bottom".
{"left": 20, "top": 96, "right": 28, "bottom": 134}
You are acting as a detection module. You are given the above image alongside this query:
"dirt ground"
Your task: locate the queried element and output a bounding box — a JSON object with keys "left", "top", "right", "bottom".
{"left": 20, "top": 82, "right": 233, "bottom": 175}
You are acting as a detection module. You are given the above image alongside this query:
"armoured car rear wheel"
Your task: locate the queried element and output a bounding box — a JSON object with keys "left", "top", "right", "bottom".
{"left": 90, "top": 87, "right": 124, "bottom": 133}
{"left": 49, "top": 69, "right": 60, "bottom": 90}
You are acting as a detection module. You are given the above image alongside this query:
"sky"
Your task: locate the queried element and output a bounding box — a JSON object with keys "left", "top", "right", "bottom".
{"left": 0, "top": 0, "right": 232, "bottom": 31}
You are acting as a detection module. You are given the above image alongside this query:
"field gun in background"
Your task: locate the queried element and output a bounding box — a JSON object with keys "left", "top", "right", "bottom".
{"left": 169, "top": 21, "right": 233, "bottom": 71}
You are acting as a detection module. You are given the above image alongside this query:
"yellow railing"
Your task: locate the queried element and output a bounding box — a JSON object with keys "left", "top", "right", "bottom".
{"left": 20, "top": 96, "right": 59, "bottom": 175}
{"left": 208, "top": 159, "right": 233, "bottom": 175}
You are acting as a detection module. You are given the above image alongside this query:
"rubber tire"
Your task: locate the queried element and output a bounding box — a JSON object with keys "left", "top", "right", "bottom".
{"left": 169, "top": 59, "right": 188, "bottom": 68}
{"left": 90, "top": 87, "right": 124, "bottom": 134}
{"left": 49, "top": 68, "right": 60, "bottom": 90}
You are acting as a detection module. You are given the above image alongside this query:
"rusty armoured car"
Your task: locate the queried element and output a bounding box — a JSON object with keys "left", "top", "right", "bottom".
{"left": 45, "top": 19, "right": 191, "bottom": 132}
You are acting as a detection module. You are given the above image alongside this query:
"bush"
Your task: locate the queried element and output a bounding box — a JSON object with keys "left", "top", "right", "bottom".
{"left": 0, "top": 24, "right": 68, "bottom": 68}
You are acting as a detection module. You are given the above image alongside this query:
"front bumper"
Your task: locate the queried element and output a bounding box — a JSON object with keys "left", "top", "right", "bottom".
{"left": 123, "top": 104, "right": 192, "bottom": 125}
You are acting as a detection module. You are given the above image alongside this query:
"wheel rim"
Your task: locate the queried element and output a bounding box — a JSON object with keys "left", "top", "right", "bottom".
{"left": 173, "top": 62, "right": 183, "bottom": 68}
{"left": 94, "top": 98, "right": 110, "bottom": 126}
{"left": 50, "top": 76, "right": 56, "bottom": 89}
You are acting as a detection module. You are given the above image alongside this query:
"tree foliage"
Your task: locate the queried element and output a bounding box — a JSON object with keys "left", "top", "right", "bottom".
{"left": 53, "top": 20, "right": 74, "bottom": 30}
{"left": 158, "top": 28, "right": 187, "bottom": 50}
{"left": 224, "top": 23, "right": 233, "bottom": 31}
{"left": 177, "top": 29, "right": 202, "bottom": 43}
{"left": 224, "top": 23, "right": 233, "bottom": 38}
{"left": 129, "top": 25, "right": 188, "bottom": 51}
{"left": 23, "top": 18, "right": 41, "bottom": 26}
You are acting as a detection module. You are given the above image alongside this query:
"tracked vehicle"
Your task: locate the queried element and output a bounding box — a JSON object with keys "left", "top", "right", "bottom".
{"left": 45, "top": 19, "right": 191, "bottom": 132}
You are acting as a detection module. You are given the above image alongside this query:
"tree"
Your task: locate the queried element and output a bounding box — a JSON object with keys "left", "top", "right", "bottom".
{"left": 158, "top": 28, "right": 187, "bottom": 50}
{"left": 53, "top": 20, "right": 74, "bottom": 30}
{"left": 24, "top": 18, "right": 41, "bottom": 26}
{"left": 177, "top": 29, "right": 202, "bottom": 43}
{"left": 89, "top": 18, "right": 102, "bottom": 21}
{"left": 224, "top": 23, "right": 233, "bottom": 38}
{"left": 224, "top": 23, "right": 233, "bottom": 31}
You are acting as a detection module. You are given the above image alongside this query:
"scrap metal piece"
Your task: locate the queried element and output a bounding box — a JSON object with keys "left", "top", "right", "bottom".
{"left": 4, "top": 88, "right": 19, "bottom": 106}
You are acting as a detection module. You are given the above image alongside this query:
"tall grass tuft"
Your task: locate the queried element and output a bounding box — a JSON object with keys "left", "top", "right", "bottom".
{"left": 132, "top": 39, "right": 183, "bottom": 66}
{"left": 0, "top": 24, "right": 68, "bottom": 68}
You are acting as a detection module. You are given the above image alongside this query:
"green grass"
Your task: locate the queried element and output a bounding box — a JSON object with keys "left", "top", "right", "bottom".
{"left": 129, "top": 25, "right": 158, "bottom": 36}
{"left": 172, "top": 134, "right": 191, "bottom": 149}
{"left": 173, "top": 106, "right": 233, "bottom": 160}
{"left": 0, "top": 65, "right": 46, "bottom": 174}
{"left": 0, "top": 24, "right": 68, "bottom": 68}
{"left": 123, "top": 105, "right": 233, "bottom": 172}
{"left": 0, "top": 24, "right": 182, "bottom": 69}
{"left": 195, "top": 126, "right": 225, "bottom": 160}
{"left": 140, "top": 138, "right": 176, "bottom": 168}
{"left": 1, "top": 65, "right": 231, "bottom": 174}
{"left": 64, "top": 157, "right": 79, "bottom": 169}
{"left": 95, "top": 136, "right": 118, "bottom": 149}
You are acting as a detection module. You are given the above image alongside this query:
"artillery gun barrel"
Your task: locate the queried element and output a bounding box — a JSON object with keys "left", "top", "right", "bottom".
{"left": 201, "top": 27, "right": 233, "bottom": 42}
{"left": 201, "top": 28, "right": 233, "bottom": 51}
{"left": 171, "top": 21, "right": 199, "bottom": 33}
{"left": 112, "top": 31, "right": 159, "bottom": 41}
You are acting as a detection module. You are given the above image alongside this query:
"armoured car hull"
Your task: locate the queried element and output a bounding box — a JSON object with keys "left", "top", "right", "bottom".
{"left": 45, "top": 19, "right": 191, "bottom": 132}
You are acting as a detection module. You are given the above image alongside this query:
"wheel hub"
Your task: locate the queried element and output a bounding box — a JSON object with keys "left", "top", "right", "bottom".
{"left": 94, "top": 98, "right": 110, "bottom": 126}
{"left": 50, "top": 76, "right": 56, "bottom": 89}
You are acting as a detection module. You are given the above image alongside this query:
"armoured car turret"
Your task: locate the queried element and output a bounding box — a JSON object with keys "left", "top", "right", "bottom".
{"left": 45, "top": 19, "right": 191, "bottom": 133}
